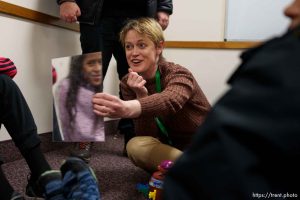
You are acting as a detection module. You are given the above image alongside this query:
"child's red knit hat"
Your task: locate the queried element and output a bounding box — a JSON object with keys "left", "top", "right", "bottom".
{"left": 0, "top": 57, "right": 17, "bottom": 78}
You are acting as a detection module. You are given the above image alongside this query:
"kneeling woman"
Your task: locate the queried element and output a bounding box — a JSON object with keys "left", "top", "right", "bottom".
{"left": 93, "top": 18, "right": 211, "bottom": 172}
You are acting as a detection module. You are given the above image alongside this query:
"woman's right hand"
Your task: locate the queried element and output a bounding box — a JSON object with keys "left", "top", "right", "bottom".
{"left": 127, "top": 68, "right": 148, "bottom": 98}
{"left": 92, "top": 93, "right": 141, "bottom": 118}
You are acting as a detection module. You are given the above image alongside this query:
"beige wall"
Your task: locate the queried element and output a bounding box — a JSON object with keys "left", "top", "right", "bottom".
{"left": 0, "top": 14, "right": 81, "bottom": 140}
{"left": 164, "top": 0, "right": 226, "bottom": 41}
{"left": 0, "top": 0, "right": 242, "bottom": 141}
{"left": 2, "top": 0, "right": 60, "bottom": 16}
{"left": 164, "top": 49, "right": 241, "bottom": 103}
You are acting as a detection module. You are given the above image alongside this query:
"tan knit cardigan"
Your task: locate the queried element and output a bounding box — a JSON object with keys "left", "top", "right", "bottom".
{"left": 120, "top": 61, "right": 211, "bottom": 150}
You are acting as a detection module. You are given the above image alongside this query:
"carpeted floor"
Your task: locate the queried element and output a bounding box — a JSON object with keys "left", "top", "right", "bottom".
{"left": 1, "top": 120, "right": 150, "bottom": 200}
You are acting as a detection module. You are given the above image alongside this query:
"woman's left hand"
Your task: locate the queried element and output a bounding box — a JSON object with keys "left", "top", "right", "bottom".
{"left": 127, "top": 68, "right": 148, "bottom": 98}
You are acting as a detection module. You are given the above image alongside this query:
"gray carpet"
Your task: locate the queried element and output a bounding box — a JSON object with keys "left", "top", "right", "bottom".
{"left": 1, "top": 120, "right": 149, "bottom": 200}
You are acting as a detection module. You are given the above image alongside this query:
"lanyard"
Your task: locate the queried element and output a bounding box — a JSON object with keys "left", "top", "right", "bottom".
{"left": 155, "top": 68, "right": 172, "bottom": 145}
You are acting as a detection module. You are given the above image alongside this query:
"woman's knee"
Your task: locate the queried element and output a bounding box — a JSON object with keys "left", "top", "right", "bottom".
{"left": 126, "top": 136, "right": 160, "bottom": 154}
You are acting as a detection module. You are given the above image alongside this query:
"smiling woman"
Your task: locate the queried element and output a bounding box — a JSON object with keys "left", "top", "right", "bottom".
{"left": 92, "top": 18, "right": 211, "bottom": 172}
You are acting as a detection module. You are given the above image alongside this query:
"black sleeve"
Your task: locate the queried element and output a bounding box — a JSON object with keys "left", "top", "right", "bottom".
{"left": 157, "top": 0, "right": 173, "bottom": 15}
{"left": 57, "top": 0, "right": 76, "bottom": 5}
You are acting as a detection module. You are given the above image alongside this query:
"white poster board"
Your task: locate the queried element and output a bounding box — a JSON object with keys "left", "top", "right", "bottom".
{"left": 225, "top": 0, "right": 293, "bottom": 41}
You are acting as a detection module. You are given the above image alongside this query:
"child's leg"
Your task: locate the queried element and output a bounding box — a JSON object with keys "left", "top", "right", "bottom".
{"left": 0, "top": 75, "right": 51, "bottom": 197}
{"left": 38, "top": 170, "right": 64, "bottom": 200}
{"left": 0, "top": 163, "right": 15, "bottom": 200}
{"left": 60, "top": 157, "right": 100, "bottom": 200}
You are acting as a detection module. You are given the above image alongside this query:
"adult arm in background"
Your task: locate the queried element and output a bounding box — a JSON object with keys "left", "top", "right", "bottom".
{"left": 57, "top": 0, "right": 81, "bottom": 23}
{"left": 156, "top": 0, "right": 173, "bottom": 30}
{"left": 146, "top": 0, "right": 173, "bottom": 30}
{"left": 162, "top": 30, "right": 300, "bottom": 200}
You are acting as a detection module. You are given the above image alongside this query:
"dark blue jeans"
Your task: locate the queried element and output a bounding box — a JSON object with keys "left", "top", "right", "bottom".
{"left": 0, "top": 74, "right": 40, "bottom": 164}
{"left": 41, "top": 157, "right": 100, "bottom": 200}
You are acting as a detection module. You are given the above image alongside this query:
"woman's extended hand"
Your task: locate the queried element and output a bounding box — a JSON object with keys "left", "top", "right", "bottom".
{"left": 92, "top": 93, "right": 141, "bottom": 118}
{"left": 127, "top": 68, "right": 148, "bottom": 98}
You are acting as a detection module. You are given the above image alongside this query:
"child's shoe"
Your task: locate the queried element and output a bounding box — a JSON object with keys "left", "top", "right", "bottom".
{"left": 10, "top": 191, "right": 25, "bottom": 200}
{"left": 37, "top": 170, "right": 63, "bottom": 200}
{"left": 60, "top": 157, "right": 100, "bottom": 200}
{"left": 70, "top": 142, "right": 92, "bottom": 163}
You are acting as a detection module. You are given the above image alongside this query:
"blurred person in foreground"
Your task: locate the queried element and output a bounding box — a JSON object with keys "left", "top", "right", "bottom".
{"left": 163, "top": 1, "right": 300, "bottom": 199}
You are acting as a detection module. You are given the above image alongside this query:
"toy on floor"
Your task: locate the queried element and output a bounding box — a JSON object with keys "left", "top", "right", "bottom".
{"left": 136, "top": 183, "right": 149, "bottom": 198}
{"left": 137, "top": 160, "right": 174, "bottom": 200}
{"left": 148, "top": 160, "right": 173, "bottom": 200}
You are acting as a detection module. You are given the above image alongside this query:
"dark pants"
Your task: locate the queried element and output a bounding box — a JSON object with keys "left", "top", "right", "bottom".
{"left": 80, "top": 17, "right": 134, "bottom": 141}
{"left": 0, "top": 74, "right": 40, "bottom": 164}
{"left": 80, "top": 17, "right": 130, "bottom": 80}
